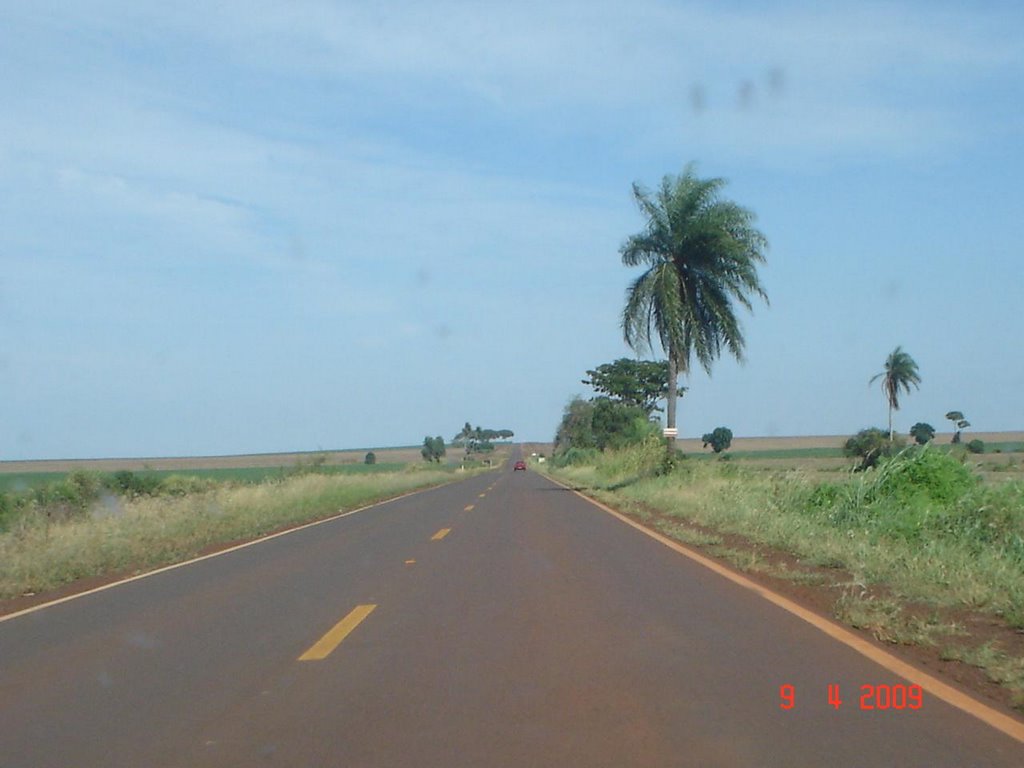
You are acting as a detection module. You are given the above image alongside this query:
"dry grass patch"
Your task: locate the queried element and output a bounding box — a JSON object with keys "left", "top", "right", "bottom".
{"left": 0, "top": 469, "right": 464, "bottom": 600}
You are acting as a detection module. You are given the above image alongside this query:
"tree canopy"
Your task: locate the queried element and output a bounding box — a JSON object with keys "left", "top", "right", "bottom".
{"left": 582, "top": 358, "right": 680, "bottom": 414}
{"left": 945, "top": 411, "right": 970, "bottom": 444}
{"left": 620, "top": 164, "right": 768, "bottom": 454}
{"left": 701, "top": 427, "right": 733, "bottom": 453}
{"left": 909, "top": 422, "right": 935, "bottom": 445}
{"left": 869, "top": 346, "right": 921, "bottom": 441}
{"left": 452, "top": 423, "right": 514, "bottom": 455}
{"left": 553, "top": 396, "right": 659, "bottom": 455}
{"left": 421, "top": 436, "right": 446, "bottom": 463}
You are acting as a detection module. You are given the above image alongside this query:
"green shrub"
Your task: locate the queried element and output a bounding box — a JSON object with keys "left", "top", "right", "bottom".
{"left": 867, "top": 447, "right": 977, "bottom": 506}
{"left": 159, "top": 475, "right": 216, "bottom": 497}
{"left": 106, "top": 470, "right": 163, "bottom": 497}
{"left": 67, "top": 470, "right": 102, "bottom": 500}
{"left": 702, "top": 427, "right": 734, "bottom": 453}
{"left": 595, "top": 436, "right": 664, "bottom": 480}
{"left": 967, "top": 439, "right": 985, "bottom": 454}
{"left": 806, "top": 482, "right": 845, "bottom": 511}
{"left": 844, "top": 427, "right": 904, "bottom": 470}
{"left": 365, "top": 451, "right": 377, "bottom": 465}
{"left": 0, "top": 492, "right": 14, "bottom": 531}
{"left": 553, "top": 447, "right": 600, "bottom": 467}
{"left": 910, "top": 422, "right": 935, "bottom": 445}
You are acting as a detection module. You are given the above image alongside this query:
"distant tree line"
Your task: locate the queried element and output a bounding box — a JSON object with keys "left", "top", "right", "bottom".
{"left": 452, "top": 423, "right": 514, "bottom": 457}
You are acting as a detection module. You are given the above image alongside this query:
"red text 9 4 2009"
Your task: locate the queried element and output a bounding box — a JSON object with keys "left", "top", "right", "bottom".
{"left": 780, "top": 683, "right": 923, "bottom": 711}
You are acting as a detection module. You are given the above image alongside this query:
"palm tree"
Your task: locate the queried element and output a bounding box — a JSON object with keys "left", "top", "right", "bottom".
{"left": 621, "top": 164, "right": 769, "bottom": 456}
{"left": 870, "top": 346, "right": 921, "bottom": 441}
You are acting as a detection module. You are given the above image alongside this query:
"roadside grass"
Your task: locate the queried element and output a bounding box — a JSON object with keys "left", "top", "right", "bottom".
{"left": 0, "top": 462, "right": 419, "bottom": 494}
{"left": 700, "top": 447, "right": 845, "bottom": 460}
{"left": 832, "top": 591, "right": 968, "bottom": 647}
{"left": 941, "top": 643, "right": 1024, "bottom": 709}
{"left": 0, "top": 467, "right": 471, "bottom": 601}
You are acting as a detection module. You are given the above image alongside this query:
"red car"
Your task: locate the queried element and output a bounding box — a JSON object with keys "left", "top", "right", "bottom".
{"left": 513, "top": 460, "right": 527, "bottom": 471}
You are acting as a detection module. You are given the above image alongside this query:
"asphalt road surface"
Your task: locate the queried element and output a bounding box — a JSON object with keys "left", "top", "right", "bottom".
{"left": 2, "top": 453, "right": 1022, "bottom": 767}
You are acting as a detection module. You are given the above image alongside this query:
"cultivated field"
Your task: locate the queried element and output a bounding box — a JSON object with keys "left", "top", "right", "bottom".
{"left": 0, "top": 446, "right": 429, "bottom": 474}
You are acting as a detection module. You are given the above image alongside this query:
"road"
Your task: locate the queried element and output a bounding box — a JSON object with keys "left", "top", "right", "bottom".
{"left": 1, "top": 452, "right": 1022, "bottom": 766}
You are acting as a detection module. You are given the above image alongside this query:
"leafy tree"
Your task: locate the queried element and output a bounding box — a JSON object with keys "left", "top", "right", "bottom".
{"left": 555, "top": 399, "right": 594, "bottom": 452}
{"left": 554, "top": 395, "right": 660, "bottom": 455}
{"left": 701, "top": 427, "right": 733, "bottom": 453}
{"left": 621, "top": 164, "right": 768, "bottom": 456}
{"left": 554, "top": 397, "right": 597, "bottom": 454}
{"left": 909, "top": 422, "right": 935, "bottom": 445}
{"left": 945, "top": 411, "right": 970, "bottom": 444}
{"left": 582, "top": 358, "right": 681, "bottom": 414}
{"left": 453, "top": 422, "right": 474, "bottom": 446}
{"left": 869, "top": 346, "right": 921, "bottom": 441}
{"left": 844, "top": 427, "right": 904, "bottom": 471}
{"left": 421, "top": 436, "right": 446, "bottom": 463}
{"left": 591, "top": 397, "right": 660, "bottom": 450}
{"left": 364, "top": 451, "right": 376, "bottom": 465}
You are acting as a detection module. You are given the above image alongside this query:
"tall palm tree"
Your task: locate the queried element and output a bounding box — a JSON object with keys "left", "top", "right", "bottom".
{"left": 870, "top": 346, "right": 921, "bottom": 441}
{"left": 621, "top": 164, "right": 769, "bottom": 456}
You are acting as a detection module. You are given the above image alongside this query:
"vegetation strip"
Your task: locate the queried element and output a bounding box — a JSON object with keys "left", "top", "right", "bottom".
{"left": 0, "top": 469, "right": 478, "bottom": 619}
{"left": 545, "top": 471, "right": 1024, "bottom": 744}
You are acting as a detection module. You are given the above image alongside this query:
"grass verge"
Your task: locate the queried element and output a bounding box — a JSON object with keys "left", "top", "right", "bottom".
{"left": 0, "top": 467, "right": 472, "bottom": 602}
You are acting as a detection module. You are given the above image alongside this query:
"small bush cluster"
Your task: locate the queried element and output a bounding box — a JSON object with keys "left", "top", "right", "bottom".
{"left": 1, "top": 473, "right": 84, "bottom": 530}
{"left": 844, "top": 427, "right": 905, "bottom": 470}
{"left": 0, "top": 469, "right": 223, "bottom": 532}
{"left": 108, "top": 470, "right": 164, "bottom": 497}
{"left": 794, "top": 448, "right": 1023, "bottom": 564}
{"left": 551, "top": 447, "right": 600, "bottom": 468}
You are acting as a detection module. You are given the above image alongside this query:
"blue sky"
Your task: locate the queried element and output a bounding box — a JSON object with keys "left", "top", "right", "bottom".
{"left": 2, "top": 1, "right": 1022, "bottom": 460}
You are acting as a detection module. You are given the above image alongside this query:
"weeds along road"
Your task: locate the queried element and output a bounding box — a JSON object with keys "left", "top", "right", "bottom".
{"left": 1, "top": 449, "right": 1022, "bottom": 767}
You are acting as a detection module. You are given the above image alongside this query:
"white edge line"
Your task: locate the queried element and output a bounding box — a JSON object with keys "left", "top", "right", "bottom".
{"left": 543, "top": 472, "right": 1024, "bottom": 745}
{"left": 0, "top": 483, "right": 444, "bottom": 624}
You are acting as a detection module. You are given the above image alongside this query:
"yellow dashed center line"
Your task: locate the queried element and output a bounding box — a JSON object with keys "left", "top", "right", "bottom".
{"left": 405, "top": 559, "right": 416, "bottom": 565}
{"left": 431, "top": 528, "right": 451, "bottom": 541}
{"left": 299, "top": 604, "right": 376, "bottom": 661}
{"left": 464, "top": 504, "right": 474, "bottom": 511}
{"left": 479, "top": 493, "right": 486, "bottom": 498}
